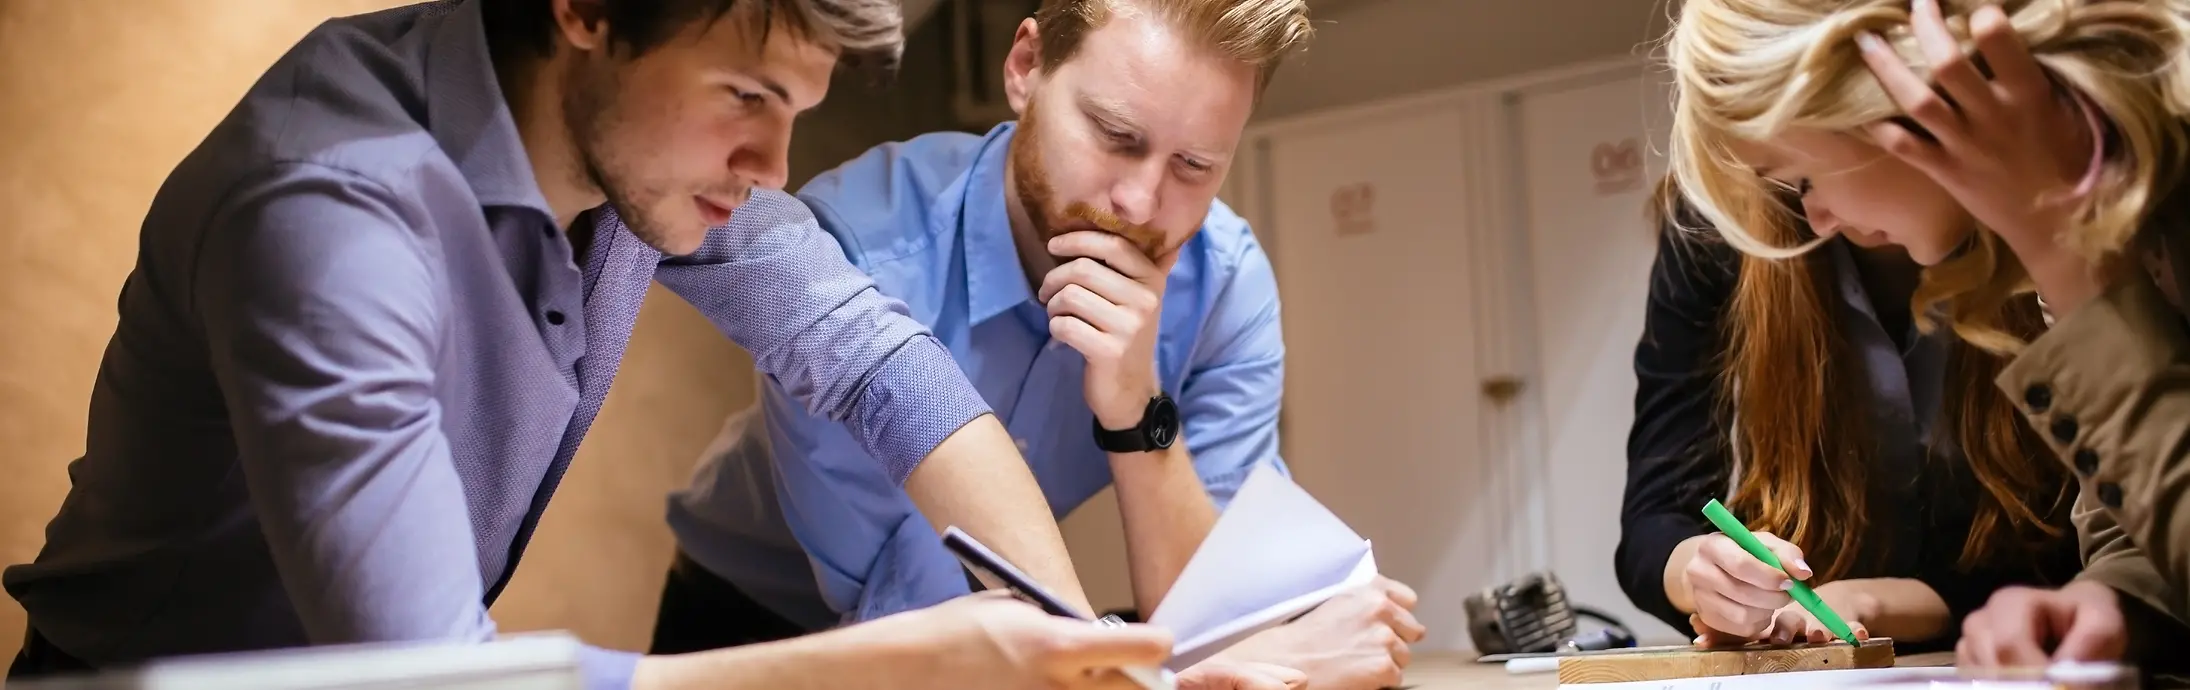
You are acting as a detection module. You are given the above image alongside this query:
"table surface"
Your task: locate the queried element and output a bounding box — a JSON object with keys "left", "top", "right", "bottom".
{"left": 1401, "top": 651, "right": 1957, "bottom": 689}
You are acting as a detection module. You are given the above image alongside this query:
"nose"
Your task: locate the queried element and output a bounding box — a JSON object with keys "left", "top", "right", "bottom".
{"left": 1800, "top": 195, "right": 1840, "bottom": 239}
{"left": 729, "top": 115, "right": 793, "bottom": 191}
{"left": 1108, "top": 158, "right": 1165, "bottom": 227}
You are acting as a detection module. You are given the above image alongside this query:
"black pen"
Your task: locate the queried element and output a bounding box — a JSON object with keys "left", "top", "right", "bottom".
{"left": 942, "top": 526, "right": 1176, "bottom": 690}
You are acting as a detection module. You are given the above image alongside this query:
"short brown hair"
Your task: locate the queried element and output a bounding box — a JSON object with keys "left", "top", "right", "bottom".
{"left": 483, "top": 0, "right": 904, "bottom": 81}
{"left": 1033, "top": 0, "right": 1314, "bottom": 97}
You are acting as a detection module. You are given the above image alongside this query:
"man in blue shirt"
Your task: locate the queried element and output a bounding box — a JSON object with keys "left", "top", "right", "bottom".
{"left": 4, "top": 1, "right": 1217, "bottom": 688}
{"left": 662, "top": 1, "right": 1427, "bottom": 687}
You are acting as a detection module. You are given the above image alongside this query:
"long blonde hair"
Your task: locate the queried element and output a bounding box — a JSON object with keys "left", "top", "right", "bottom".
{"left": 1650, "top": 175, "right": 2067, "bottom": 583}
{"left": 1667, "top": 0, "right": 2190, "bottom": 354}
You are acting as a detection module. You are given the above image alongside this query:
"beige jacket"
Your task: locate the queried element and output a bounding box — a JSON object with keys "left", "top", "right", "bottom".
{"left": 1997, "top": 237, "right": 2190, "bottom": 663}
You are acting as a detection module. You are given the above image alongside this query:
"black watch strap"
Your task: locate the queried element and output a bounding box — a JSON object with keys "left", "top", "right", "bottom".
{"left": 1093, "top": 394, "right": 1179, "bottom": 453}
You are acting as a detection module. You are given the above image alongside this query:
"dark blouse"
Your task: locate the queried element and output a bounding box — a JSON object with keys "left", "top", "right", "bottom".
{"left": 1613, "top": 224, "right": 2081, "bottom": 652}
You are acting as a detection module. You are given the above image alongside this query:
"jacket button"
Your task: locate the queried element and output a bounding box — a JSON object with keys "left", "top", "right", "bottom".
{"left": 2073, "top": 449, "right": 2099, "bottom": 477}
{"left": 2050, "top": 416, "right": 2078, "bottom": 445}
{"left": 2098, "top": 482, "right": 2124, "bottom": 508}
{"left": 546, "top": 310, "right": 567, "bottom": 326}
{"left": 2024, "top": 384, "right": 2053, "bottom": 413}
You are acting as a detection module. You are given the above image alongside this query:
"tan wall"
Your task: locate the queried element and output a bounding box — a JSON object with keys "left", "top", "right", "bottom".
{"left": 0, "top": 0, "right": 762, "bottom": 661}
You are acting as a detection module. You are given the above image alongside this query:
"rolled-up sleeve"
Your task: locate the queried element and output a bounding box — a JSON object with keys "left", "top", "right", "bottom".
{"left": 655, "top": 189, "right": 993, "bottom": 483}
{"left": 194, "top": 164, "right": 498, "bottom": 647}
{"left": 1176, "top": 239, "right": 1286, "bottom": 508}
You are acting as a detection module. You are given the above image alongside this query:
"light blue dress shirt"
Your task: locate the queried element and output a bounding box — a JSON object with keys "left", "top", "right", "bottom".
{"left": 666, "top": 122, "right": 1290, "bottom": 629}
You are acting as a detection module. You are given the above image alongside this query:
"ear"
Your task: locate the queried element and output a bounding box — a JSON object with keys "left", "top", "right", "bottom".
{"left": 1003, "top": 17, "right": 1043, "bottom": 116}
{"left": 553, "top": 0, "right": 613, "bottom": 53}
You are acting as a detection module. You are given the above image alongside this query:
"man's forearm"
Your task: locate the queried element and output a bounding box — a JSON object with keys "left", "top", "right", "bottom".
{"left": 632, "top": 619, "right": 920, "bottom": 690}
{"left": 904, "top": 414, "right": 1092, "bottom": 613}
{"left": 1109, "top": 441, "right": 1219, "bottom": 618}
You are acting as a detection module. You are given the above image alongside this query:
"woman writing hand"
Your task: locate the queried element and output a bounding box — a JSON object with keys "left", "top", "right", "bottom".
{"left": 1678, "top": 533, "right": 1877, "bottom": 646}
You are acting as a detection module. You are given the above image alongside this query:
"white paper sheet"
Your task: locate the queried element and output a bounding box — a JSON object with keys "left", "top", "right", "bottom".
{"left": 1147, "top": 464, "right": 1378, "bottom": 670}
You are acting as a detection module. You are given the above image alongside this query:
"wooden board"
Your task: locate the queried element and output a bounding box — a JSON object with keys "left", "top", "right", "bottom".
{"left": 1557, "top": 638, "right": 1895, "bottom": 684}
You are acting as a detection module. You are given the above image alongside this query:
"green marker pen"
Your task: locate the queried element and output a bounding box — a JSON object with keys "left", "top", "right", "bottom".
{"left": 1700, "top": 499, "right": 1860, "bottom": 646}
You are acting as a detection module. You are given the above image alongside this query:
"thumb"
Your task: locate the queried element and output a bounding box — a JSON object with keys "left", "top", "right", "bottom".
{"left": 1755, "top": 532, "right": 1813, "bottom": 580}
{"left": 2050, "top": 602, "right": 2126, "bottom": 661}
{"left": 1046, "top": 620, "right": 1175, "bottom": 670}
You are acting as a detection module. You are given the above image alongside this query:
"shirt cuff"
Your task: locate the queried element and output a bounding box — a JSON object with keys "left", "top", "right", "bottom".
{"left": 580, "top": 645, "right": 642, "bottom": 690}
{"left": 850, "top": 334, "right": 994, "bottom": 484}
{"left": 1997, "top": 277, "right": 2187, "bottom": 539}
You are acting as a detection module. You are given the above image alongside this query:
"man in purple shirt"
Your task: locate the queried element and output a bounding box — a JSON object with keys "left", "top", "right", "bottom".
{"left": 0, "top": 1, "right": 1271, "bottom": 688}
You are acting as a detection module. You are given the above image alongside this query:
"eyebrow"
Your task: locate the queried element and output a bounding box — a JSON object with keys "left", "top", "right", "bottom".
{"left": 1078, "top": 94, "right": 1141, "bottom": 131}
{"left": 757, "top": 75, "right": 791, "bottom": 103}
{"left": 1076, "top": 93, "right": 1230, "bottom": 162}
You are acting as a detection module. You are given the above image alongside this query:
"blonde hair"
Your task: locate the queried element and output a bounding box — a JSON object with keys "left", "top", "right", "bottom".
{"left": 1667, "top": 0, "right": 2190, "bottom": 353}
{"left": 1034, "top": 0, "right": 1316, "bottom": 97}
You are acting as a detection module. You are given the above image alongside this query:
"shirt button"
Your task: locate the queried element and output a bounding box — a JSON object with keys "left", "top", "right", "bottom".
{"left": 545, "top": 310, "right": 566, "bottom": 326}
{"left": 543, "top": 225, "right": 557, "bottom": 238}
{"left": 2024, "top": 384, "right": 2053, "bottom": 413}
{"left": 2098, "top": 482, "right": 2124, "bottom": 508}
{"left": 2073, "top": 449, "right": 2099, "bottom": 477}
{"left": 2050, "top": 416, "right": 2078, "bottom": 445}
{"left": 1014, "top": 438, "right": 1029, "bottom": 452}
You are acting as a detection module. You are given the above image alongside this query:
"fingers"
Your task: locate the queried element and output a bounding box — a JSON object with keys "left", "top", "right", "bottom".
{"left": 1381, "top": 597, "right": 1428, "bottom": 643}
{"left": 1909, "top": 0, "right": 1993, "bottom": 123}
{"left": 1377, "top": 577, "right": 1421, "bottom": 610}
{"left": 1755, "top": 533, "right": 1813, "bottom": 581}
{"left": 1696, "top": 537, "right": 1800, "bottom": 604}
{"left": 1694, "top": 587, "right": 1774, "bottom": 639}
{"left": 2049, "top": 586, "right": 2126, "bottom": 661}
{"left": 1050, "top": 231, "right": 1164, "bottom": 282}
{"left": 1856, "top": 31, "right": 1958, "bottom": 166}
{"left": 1961, "top": 589, "right": 2053, "bottom": 668}
{"left": 1187, "top": 661, "right": 1306, "bottom": 690}
{"left": 1046, "top": 283, "right": 1141, "bottom": 335}
{"left": 1968, "top": 3, "right": 2049, "bottom": 107}
{"left": 1689, "top": 614, "right": 1751, "bottom": 648}
{"left": 1042, "top": 619, "right": 1175, "bottom": 671}
{"left": 1049, "top": 315, "right": 1117, "bottom": 362}
{"left": 1039, "top": 257, "right": 1155, "bottom": 309}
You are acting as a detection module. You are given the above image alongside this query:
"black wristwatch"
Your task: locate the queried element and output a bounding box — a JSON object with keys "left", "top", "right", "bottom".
{"left": 1093, "top": 394, "right": 1179, "bottom": 453}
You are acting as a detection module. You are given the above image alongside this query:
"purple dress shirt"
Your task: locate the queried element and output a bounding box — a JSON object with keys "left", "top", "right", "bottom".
{"left": 1, "top": 2, "right": 990, "bottom": 688}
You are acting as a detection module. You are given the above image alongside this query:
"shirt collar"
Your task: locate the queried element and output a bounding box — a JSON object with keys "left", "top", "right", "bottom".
{"left": 421, "top": 0, "right": 555, "bottom": 218}
{"left": 957, "top": 121, "right": 1036, "bottom": 327}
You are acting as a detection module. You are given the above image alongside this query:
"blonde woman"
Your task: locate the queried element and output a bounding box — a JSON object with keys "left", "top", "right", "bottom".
{"left": 1664, "top": 0, "right": 2190, "bottom": 670}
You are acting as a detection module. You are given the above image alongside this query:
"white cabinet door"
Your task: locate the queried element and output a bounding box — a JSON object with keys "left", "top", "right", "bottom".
{"left": 1514, "top": 71, "right": 1679, "bottom": 643}
{"left": 1260, "top": 97, "right": 1517, "bottom": 650}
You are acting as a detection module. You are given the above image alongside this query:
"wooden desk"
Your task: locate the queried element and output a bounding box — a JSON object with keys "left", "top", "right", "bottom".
{"left": 1401, "top": 651, "right": 1957, "bottom": 689}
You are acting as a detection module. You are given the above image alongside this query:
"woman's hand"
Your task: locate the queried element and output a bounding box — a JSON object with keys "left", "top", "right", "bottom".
{"left": 1856, "top": 0, "right": 2106, "bottom": 312}
{"left": 1683, "top": 532, "right": 1813, "bottom": 643}
{"left": 1762, "top": 581, "right": 1879, "bottom": 645}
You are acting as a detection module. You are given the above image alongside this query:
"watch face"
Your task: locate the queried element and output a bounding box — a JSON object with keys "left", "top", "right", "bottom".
{"left": 1147, "top": 396, "right": 1179, "bottom": 447}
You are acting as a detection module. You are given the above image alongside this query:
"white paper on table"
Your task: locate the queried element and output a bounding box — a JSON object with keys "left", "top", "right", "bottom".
{"left": 1148, "top": 464, "right": 1379, "bottom": 671}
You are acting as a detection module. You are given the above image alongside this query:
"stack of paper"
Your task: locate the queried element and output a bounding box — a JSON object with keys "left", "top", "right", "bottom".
{"left": 1147, "top": 464, "right": 1380, "bottom": 671}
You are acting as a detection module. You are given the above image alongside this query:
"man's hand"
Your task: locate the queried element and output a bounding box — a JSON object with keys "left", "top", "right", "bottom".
{"left": 1178, "top": 659, "right": 1307, "bottom": 690}
{"left": 897, "top": 592, "right": 1176, "bottom": 689}
{"left": 1214, "top": 577, "right": 1426, "bottom": 690}
{"left": 633, "top": 592, "right": 1172, "bottom": 690}
{"left": 1958, "top": 582, "right": 2128, "bottom": 668}
{"left": 1041, "top": 231, "right": 1180, "bottom": 431}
